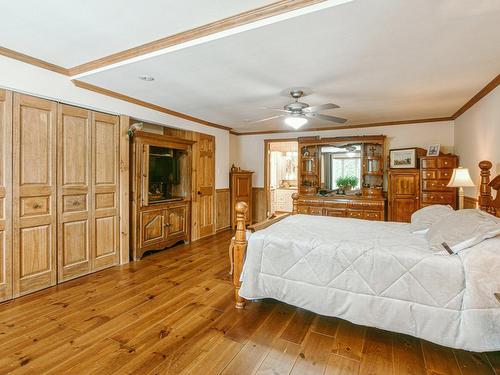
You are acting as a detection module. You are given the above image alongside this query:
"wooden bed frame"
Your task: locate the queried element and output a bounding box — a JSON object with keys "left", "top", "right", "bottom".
{"left": 231, "top": 162, "right": 500, "bottom": 308}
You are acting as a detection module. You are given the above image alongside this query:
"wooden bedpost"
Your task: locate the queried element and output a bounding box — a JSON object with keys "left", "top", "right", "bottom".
{"left": 292, "top": 193, "right": 299, "bottom": 215}
{"left": 233, "top": 201, "right": 248, "bottom": 309}
{"left": 478, "top": 161, "right": 494, "bottom": 214}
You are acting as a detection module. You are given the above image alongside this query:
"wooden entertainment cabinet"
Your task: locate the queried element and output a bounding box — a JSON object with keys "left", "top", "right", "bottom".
{"left": 130, "top": 131, "right": 194, "bottom": 260}
{"left": 295, "top": 135, "right": 386, "bottom": 221}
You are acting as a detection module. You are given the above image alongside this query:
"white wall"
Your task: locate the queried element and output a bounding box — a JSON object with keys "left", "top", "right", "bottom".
{"left": 232, "top": 121, "right": 455, "bottom": 187}
{"left": 454, "top": 86, "right": 500, "bottom": 197}
{"left": 0, "top": 55, "right": 230, "bottom": 188}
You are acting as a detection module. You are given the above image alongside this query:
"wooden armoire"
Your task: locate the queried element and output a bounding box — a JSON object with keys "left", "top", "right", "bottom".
{"left": 130, "top": 131, "right": 193, "bottom": 260}
{"left": 0, "top": 90, "right": 121, "bottom": 301}
{"left": 230, "top": 170, "right": 253, "bottom": 227}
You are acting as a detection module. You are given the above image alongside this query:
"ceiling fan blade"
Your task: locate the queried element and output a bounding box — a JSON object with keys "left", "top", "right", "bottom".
{"left": 247, "top": 114, "right": 285, "bottom": 123}
{"left": 258, "top": 106, "right": 289, "bottom": 113}
{"left": 305, "top": 113, "right": 347, "bottom": 124}
{"left": 303, "top": 103, "right": 340, "bottom": 113}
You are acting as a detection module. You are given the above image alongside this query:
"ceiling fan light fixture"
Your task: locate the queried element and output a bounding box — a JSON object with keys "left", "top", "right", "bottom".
{"left": 285, "top": 116, "right": 307, "bottom": 129}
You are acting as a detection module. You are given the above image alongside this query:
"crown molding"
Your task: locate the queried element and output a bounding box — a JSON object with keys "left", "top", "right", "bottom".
{"left": 72, "top": 80, "right": 232, "bottom": 131}
{"left": 67, "top": 0, "right": 327, "bottom": 76}
{"left": 230, "top": 116, "right": 453, "bottom": 136}
{"left": 0, "top": 46, "right": 69, "bottom": 75}
{"left": 451, "top": 74, "right": 500, "bottom": 119}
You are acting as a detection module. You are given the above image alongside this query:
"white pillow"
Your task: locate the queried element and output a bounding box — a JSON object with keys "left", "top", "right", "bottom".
{"left": 426, "top": 209, "right": 500, "bottom": 254}
{"left": 409, "top": 205, "right": 454, "bottom": 234}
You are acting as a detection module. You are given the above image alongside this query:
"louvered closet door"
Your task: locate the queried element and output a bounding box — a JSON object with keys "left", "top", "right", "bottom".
{"left": 0, "top": 90, "right": 12, "bottom": 301}
{"left": 57, "top": 104, "right": 92, "bottom": 282}
{"left": 13, "top": 94, "right": 57, "bottom": 296}
{"left": 91, "top": 112, "right": 119, "bottom": 271}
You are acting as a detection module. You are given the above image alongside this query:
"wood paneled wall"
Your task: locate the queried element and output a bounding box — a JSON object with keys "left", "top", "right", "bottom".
{"left": 464, "top": 196, "right": 478, "bottom": 209}
{"left": 252, "top": 187, "right": 267, "bottom": 223}
{"left": 215, "top": 188, "right": 230, "bottom": 231}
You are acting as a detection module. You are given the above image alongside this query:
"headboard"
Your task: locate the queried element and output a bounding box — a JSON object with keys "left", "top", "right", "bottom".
{"left": 478, "top": 160, "right": 500, "bottom": 217}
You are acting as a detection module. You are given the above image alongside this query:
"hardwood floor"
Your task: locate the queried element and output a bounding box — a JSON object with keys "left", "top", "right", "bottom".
{"left": 0, "top": 229, "right": 498, "bottom": 375}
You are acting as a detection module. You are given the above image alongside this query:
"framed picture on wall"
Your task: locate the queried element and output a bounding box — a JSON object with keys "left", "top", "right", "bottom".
{"left": 389, "top": 148, "right": 417, "bottom": 168}
{"left": 427, "top": 144, "right": 441, "bottom": 156}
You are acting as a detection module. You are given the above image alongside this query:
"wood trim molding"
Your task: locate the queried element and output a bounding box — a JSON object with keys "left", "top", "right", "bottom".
{"left": 0, "top": 46, "right": 69, "bottom": 76}
{"left": 451, "top": 74, "right": 500, "bottom": 119}
{"left": 67, "top": 0, "right": 327, "bottom": 76}
{"left": 215, "top": 188, "right": 230, "bottom": 192}
{"left": 231, "top": 116, "right": 452, "bottom": 136}
{"left": 72, "top": 80, "right": 232, "bottom": 131}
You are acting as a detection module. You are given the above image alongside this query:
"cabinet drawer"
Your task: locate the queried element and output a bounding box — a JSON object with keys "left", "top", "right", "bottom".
{"left": 437, "top": 157, "right": 456, "bottom": 169}
{"left": 297, "top": 206, "right": 309, "bottom": 214}
{"left": 347, "top": 210, "right": 364, "bottom": 219}
{"left": 421, "top": 170, "right": 437, "bottom": 179}
{"left": 421, "top": 192, "right": 455, "bottom": 204}
{"left": 363, "top": 211, "right": 382, "bottom": 221}
{"left": 349, "top": 200, "right": 384, "bottom": 210}
{"left": 323, "top": 201, "right": 348, "bottom": 209}
{"left": 422, "top": 180, "right": 454, "bottom": 191}
{"left": 421, "top": 159, "right": 437, "bottom": 169}
{"left": 308, "top": 207, "right": 324, "bottom": 216}
{"left": 324, "top": 208, "right": 347, "bottom": 217}
{"left": 437, "top": 169, "right": 453, "bottom": 180}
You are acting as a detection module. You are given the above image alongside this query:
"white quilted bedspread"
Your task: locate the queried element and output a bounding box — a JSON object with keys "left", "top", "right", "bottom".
{"left": 239, "top": 214, "right": 500, "bottom": 351}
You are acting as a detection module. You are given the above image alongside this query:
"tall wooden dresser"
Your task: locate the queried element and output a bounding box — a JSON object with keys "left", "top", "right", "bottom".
{"left": 388, "top": 169, "right": 420, "bottom": 222}
{"left": 230, "top": 170, "right": 253, "bottom": 227}
{"left": 420, "top": 156, "right": 458, "bottom": 209}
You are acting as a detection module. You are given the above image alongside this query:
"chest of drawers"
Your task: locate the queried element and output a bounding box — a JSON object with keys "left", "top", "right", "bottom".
{"left": 420, "top": 156, "right": 458, "bottom": 208}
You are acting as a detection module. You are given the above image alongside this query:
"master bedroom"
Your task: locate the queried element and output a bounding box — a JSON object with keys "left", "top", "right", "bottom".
{"left": 0, "top": 1, "right": 499, "bottom": 374}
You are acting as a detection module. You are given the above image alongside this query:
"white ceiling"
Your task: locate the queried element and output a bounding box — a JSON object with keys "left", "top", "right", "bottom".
{"left": 1, "top": 0, "right": 500, "bottom": 133}
{"left": 0, "top": 0, "right": 275, "bottom": 66}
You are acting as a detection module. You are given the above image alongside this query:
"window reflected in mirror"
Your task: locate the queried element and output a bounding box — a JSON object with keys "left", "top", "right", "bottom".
{"left": 320, "top": 144, "right": 362, "bottom": 192}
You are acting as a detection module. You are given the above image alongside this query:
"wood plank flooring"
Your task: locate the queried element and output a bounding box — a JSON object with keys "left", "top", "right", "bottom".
{"left": 0, "top": 229, "right": 498, "bottom": 375}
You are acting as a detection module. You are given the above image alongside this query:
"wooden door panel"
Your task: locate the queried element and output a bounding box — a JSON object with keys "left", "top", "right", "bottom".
{"left": 193, "top": 133, "right": 215, "bottom": 240}
{"left": 393, "top": 175, "right": 418, "bottom": 195}
{"left": 391, "top": 198, "right": 418, "bottom": 223}
{"left": 13, "top": 93, "right": 57, "bottom": 296}
{"left": 140, "top": 209, "right": 165, "bottom": 247}
{"left": 58, "top": 104, "right": 91, "bottom": 282}
{"left": 91, "top": 112, "right": 119, "bottom": 271}
{"left": 0, "top": 90, "right": 12, "bottom": 301}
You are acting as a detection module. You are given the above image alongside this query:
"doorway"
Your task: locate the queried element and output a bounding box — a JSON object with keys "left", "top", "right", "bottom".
{"left": 264, "top": 140, "right": 299, "bottom": 216}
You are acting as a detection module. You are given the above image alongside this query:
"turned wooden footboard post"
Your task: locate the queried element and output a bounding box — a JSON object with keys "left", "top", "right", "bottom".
{"left": 233, "top": 202, "right": 248, "bottom": 309}
{"left": 292, "top": 193, "right": 299, "bottom": 215}
{"left": 478, "top": 161, "right": 493, "bottom": 214}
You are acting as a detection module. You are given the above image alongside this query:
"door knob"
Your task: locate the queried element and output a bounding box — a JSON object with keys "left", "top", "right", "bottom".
{"left": 197, "top": 191, "right": 202, "bottom": 195}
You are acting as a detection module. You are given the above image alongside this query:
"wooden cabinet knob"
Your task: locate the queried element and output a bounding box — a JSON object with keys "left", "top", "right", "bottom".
{"left": 33, "top": 203, "right": 41, "bottom": 209}
{"left": 72, "top": 201, "right": 80, "bottom": 206}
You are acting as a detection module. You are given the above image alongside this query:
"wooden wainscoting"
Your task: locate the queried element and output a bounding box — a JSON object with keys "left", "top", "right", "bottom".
{"left": 252, "top": 187, "right": 267, "bottom": 223}
{"left": 215, "top": 188, "right": 230, "bottom": 231}
{"left": 464, "top": 196, "right": 479, "bottom": 209}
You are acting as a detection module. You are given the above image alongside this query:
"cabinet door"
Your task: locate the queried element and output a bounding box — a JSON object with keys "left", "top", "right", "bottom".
{"left": 140, "top": 209, "right": 166, "bottom": 247}
{"left": 91, "top": 112, "right": 119, "bottom": 271}
{"left": 193, "top": 133, "right": 215, "bottom": 239}
{"left": 393, "top": 174, "right": 418, "bottom": 195}
{"left": 389, "top": 171, "right": 419, "bottom": 222}
{"left": 0, "top": 90, "right": 12, "bottom": 301}
{"left": 391, "top": 198, "right": 418, "bottom": 223}
{"left": 13, "top": 94, "right": 57, "bottom": 296}
{"left": 167, "top": 205, "right": 187, "bottom": 238}
{"left": 234, "top": 175, "right": 252, "bottom": 223}
{"left": 57, "top": 104, "right": 91, "bottom": 282}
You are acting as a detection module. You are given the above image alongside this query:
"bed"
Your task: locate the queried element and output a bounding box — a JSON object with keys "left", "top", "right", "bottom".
{"left": 230, "top": 161, "right": 500, "bottom": 352}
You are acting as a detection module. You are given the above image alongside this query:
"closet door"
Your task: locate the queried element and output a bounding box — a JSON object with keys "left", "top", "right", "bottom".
{"left": 13, "top": 94, "right": 57, "bottom": 296}
{"left": 0, "top": 90, "right": 12, "bottom": 301}
{"left": 58, "top": 104, "right": 91, "bottom": 281}
{"left": 91, "top": 112, "right": 119, "bottom": 271}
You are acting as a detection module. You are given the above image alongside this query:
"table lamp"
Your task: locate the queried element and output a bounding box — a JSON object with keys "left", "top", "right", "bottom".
{"left": 447, "top": 167, "right": 475, "bottom": 209}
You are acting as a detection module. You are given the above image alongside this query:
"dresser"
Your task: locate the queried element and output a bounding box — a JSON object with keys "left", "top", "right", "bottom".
{"left": 420, "top": 156, "right": 458, "bottom": 209}
{"left": 296, "top": 195, "right": 385, "bottom": 221}
{"left": 230, "top": 170, "right": 253, "bottom": 227}
{"left": 388, "top": 169, "right": 420, "bottom": 222}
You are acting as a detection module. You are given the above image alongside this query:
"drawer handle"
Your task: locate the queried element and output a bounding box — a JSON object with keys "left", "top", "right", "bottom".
{"left": 72, "top": 201, "right": 80, "bottom": 206}
{"left": 164, "top": 223, "right": 171, "bottom": 227}
{"left": 32, "top": 203, "right": 41, "bottom": 209}
{"left": 440, "top": 196, "right": 444, "bottom": 199}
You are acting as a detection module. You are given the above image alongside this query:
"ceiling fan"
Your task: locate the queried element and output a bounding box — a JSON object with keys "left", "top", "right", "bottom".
{"left": 251, "top": 90, "right": 347, "bottom": 129}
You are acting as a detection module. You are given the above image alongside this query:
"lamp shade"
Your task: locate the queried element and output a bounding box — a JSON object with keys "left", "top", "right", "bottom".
{"left": 447, "top": 167, "right": 475, "bottom": 188}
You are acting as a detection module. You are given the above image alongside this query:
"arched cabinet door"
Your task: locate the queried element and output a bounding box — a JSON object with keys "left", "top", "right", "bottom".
{"left": 13, "top": 93, "right": 57, "bottom": 297}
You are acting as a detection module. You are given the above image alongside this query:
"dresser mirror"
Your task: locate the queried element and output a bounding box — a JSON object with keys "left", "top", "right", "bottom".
{"left": 320, "top": 143, "right": 362, "bottom": 193}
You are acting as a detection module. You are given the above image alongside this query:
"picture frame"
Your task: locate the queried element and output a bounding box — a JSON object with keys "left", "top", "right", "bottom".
{"left": 427, "top": 144, "right": 441, "bottom": 156}
{"left": 389, "top": 148, "right": 417, "bottom": 168}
